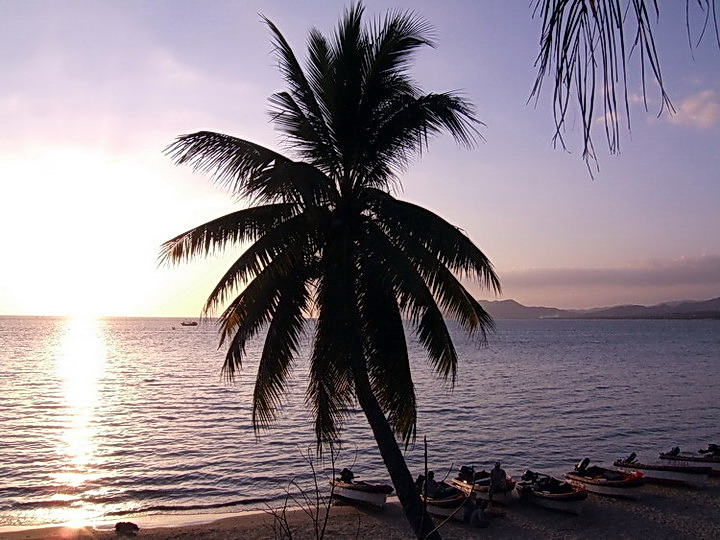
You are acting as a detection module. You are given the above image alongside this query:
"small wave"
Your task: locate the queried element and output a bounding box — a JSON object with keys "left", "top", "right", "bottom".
{"left": 10, "top": 499, "right": 76, "bottom": 510}
{"left": 0, "top": 484, "right": 84, "bottom": 498}
{"left": 105, "top": 497, "right": 270, "bottom": 516}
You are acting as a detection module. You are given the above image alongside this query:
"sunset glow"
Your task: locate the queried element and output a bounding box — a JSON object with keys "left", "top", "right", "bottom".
{"left": 1, "top": 1, "right": 718, "bottom": 316}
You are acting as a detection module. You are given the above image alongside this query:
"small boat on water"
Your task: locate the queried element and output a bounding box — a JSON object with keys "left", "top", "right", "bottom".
{"left": 180, "top": 321, "right": 198, "bottom": 326}
{"left": 699, "top": 444, "right": 720, "bottom": 458}
{"left": 515, "top": 470, "right": 588, "bottom": 515}
{"left": 564, "top": 458, "right": 644, "bottom": 498}
{"left": 450, "top": 465, "right": 516, "bottom": 504}
{"left": 658, "top": 445, "right": 720, "bottom": 476}
{"left": 614, "top": 452, "right": 710, "bottom": 488}
{"left": 330, "top": 468, "right": 393, "bottom": 508}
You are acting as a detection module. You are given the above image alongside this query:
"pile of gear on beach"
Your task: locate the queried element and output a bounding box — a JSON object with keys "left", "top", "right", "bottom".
{"left": 115, "top": 521, "right": 140, "bottom": 537}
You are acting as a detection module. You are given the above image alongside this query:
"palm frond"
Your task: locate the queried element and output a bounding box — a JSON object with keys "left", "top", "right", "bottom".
{"left": 203, "top": 210, "right": 327, "bottom": 318}
{"left": 358, "top": 93, "right": 482, "bottom": 189}
{"left": 263, "top": 16, "right": 340, "bottom": 175}
{"left": 685, "top": 0, "right": 720, "bottom": 50}
{"left": 530, "top": 0, "right": 673, "bottom": 169}
{"left": 327, "top": 2, "right": 368, "bottom": 174}
{"left": 218, "top": 223, "right": 316, "bottom": 380}
{"left": 165, "top": 132, "right": 280, "bottom": 197}
{"left": 360, "top": 218, "right": 458, "bottom": 382}
{"left": 367, "top": 189, "right": 500, "bottom": 294}
{"left": 366, "top": 7, "right": 435, "bottom": 74}
{"left": 267, "top": 91, "right": 339, "bottom": 177}
{"left": 358, "top": 9, "right": 433, "bottom": 128}
{"left": 263, "top": 154, "right": 337, "bottom": 207}
{"left": 165, "top": 132, "right": 334, "bottom": 205}
{"left": 386, "top": 228, "right": 493, "bottom": 339}
{"left": 306, "top": 337, "right": 356, "bottom": 450}
{"left": 158, "top": 204, "right": 295, "bottom": 265}
{"left": 305, "top": 28, "right": 335, "bottom": 125}
{"left": 252, "top": 277, "right": 309, "bottom": 430}
{"left": 217, "top": 290, "right": 273, "bottom": 381}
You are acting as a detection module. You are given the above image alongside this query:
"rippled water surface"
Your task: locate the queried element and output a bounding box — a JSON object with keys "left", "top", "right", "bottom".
{"left": 1, "top": 316, "right": 718, "bottom": 527}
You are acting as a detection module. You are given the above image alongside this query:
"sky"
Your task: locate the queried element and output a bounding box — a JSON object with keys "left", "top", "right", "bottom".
{"left": 1, "top": 0, "right": 719, "bottom": 317}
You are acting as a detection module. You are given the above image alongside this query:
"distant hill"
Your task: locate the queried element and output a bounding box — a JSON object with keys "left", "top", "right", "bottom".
{"left": 478, "top": 297, "right": 720, "bottom": 320}
{"left": 477, "top": 299, "right": 566, "bottom": 319}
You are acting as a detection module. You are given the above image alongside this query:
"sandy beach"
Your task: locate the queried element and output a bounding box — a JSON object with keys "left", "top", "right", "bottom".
{"left": 2, "top": 479, "right": 718, "bottom": 540}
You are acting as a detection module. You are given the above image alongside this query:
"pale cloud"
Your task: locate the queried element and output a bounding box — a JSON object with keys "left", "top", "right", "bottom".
{"left": 502, "top": 255, "right": 720, "bottom": 288}
{"left": 146, "top": 48, "right": 202, "bottom": 83}
{"left": 627, "top": 92, "right": 647, "bottom": 105}
{"left": 594, "top": 109, "right": 624, "bottom": 128}
{"left": 669, "top": 90, "right": 720, "bottom": 129}
{"left": 484, "top": 255, "right": 720, "bottom": 308}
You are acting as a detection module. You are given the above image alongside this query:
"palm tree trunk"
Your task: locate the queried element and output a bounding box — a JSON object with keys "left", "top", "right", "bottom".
{"left": 350, "top": 356, "right": 441, "bottom": 540}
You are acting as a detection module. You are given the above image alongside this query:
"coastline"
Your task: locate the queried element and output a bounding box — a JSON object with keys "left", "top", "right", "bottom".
{"left": 2, "top": 480, "right": 718, "bottom": 540}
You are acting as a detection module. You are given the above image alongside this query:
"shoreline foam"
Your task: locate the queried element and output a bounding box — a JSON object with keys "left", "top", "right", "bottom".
{"left": 0, "top": 508, "right": 268, "bottom": 535}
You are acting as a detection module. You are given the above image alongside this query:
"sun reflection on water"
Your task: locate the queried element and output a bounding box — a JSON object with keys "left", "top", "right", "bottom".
{"left": 51, "top": 315, "right": 107, "bottom": 525}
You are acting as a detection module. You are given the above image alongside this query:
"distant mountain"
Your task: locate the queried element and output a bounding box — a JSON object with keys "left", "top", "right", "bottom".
{"left": 575, "top": 297, "right": 720, "bottom": 319}
{"left": 477, "top": 299, "right": 566, "bottom": 319}
{"left": 478, "top": 297, "right": 720, "bottom": 320}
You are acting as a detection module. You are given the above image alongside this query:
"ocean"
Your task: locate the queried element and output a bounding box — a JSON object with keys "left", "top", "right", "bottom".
{"left": 1, "top": 316, "right": 718, "bottom": 529}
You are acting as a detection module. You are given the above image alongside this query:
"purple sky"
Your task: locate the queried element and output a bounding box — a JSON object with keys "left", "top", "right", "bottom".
{"left": 1, "top": 0, "right": 718, "bottom": 316}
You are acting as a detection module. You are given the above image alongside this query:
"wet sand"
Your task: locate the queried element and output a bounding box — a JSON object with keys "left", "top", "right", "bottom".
{"left": 2, "top": 479, "right": 718, "bottom": 539}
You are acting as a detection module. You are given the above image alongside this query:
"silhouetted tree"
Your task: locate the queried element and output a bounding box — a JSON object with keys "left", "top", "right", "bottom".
{"left": 161, "top": 3, "right": 499, "bottom": 539}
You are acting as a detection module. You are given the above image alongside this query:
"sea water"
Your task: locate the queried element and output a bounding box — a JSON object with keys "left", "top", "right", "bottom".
{"left": 0, "top": 316, "right": 718, "bottom": 528}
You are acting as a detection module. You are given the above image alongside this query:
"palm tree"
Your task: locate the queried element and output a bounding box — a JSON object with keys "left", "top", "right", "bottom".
{"left": 160, "top": 3, "right": 499, "bottom": 539}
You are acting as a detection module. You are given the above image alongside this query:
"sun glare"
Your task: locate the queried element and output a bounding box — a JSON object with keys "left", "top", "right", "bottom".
{"left": 2, "top": 146, "right": 179, "bottom": 317}
{"left": 1, "top": 142, "right": 243, "bottom": 317}
{"left": 51, "top": 316, "right": 107, "bottom": 526}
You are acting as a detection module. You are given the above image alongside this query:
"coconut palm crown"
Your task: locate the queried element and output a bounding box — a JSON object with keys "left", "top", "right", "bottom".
{"left": 161, "top": 4, "right": 499, "bottom": 537}
{"left": 162, "top": 2, "right": 498, "bottom": 446}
